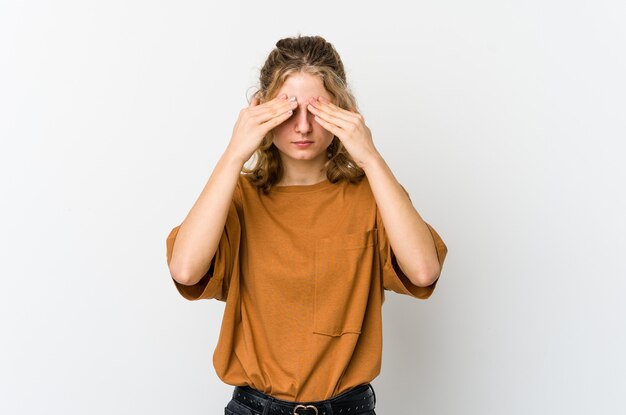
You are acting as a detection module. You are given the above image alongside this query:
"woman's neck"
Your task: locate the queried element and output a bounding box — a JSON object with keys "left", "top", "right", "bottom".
{"left": 277, "top": 158, "right": 327, "bottom": 186}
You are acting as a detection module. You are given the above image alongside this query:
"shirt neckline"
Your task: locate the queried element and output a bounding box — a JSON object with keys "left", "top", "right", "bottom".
{"left": 272, "top": 178, "right": 336, "bottom": 193}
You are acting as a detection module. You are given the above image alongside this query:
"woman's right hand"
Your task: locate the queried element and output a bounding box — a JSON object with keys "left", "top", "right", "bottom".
{"left": 226, "top": 93, "right": 297, "bottom": 164}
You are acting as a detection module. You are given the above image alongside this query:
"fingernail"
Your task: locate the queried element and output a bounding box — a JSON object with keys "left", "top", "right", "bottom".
{"left": 280, "top": 93, "right": 287, "bottom": 99}
{"left": 289, "top": 96, "right": 297, "bottom": 102}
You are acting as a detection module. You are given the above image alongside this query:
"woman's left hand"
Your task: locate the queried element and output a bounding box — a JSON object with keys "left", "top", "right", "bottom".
{"left": 307, "top": 96, "right": 380, "bottom": 168}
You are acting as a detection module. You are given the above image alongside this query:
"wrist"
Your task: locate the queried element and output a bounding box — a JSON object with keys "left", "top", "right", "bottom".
{"left": 359, "top": 151, "right": 385, "bottom": 174}
{"left": 221, "top": 146, "right": 249, "bottom": 169}
{"left": 223, "top": 144, "right": 250, "bottom": 167}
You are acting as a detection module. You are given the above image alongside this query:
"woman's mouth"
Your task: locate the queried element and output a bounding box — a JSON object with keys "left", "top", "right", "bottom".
{"left": 292, "top": 141, "right": 313, "bottom": 148}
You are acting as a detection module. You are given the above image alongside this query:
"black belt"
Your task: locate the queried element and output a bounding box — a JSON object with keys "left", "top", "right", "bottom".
{"left": 232, "top": 383, "right": 376, "bottom": 415}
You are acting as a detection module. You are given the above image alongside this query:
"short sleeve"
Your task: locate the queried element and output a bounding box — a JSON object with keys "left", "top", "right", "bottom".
{"left": 165, "top": 182, "right": 242, "bottom": 302}
{"left": 376, "top": 186, "right": 448, "bottom": 300}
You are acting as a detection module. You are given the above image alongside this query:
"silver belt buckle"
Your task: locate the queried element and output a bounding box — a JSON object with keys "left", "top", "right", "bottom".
{"left": 293, "top": 404, "right": 318, "bottom": 415}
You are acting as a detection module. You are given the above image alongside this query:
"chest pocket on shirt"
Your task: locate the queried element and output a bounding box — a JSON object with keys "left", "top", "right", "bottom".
{"left": 313, "top": 229, "right": 378, "bottom": 336}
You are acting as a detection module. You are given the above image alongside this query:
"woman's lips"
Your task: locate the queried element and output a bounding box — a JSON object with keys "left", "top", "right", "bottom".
{"left": 293, "top": 141, "right": 313, "bottom": 148}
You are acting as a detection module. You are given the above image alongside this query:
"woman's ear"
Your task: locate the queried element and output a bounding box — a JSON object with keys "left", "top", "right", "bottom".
{"left": 252, "top": 91, "right": 266, "bottom": 105}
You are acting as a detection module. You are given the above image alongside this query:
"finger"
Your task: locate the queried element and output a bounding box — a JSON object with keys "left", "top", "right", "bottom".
{"left": 261, "top": 106, "right": 294, "bottom": 129}
{"left": 307, "top": 102, "right": 352, "bottom": 130}
{"left": 249, "top": 94, "right": 286, "bottom": 108}
{"left": 259, "top": 94, "right": 293, "bottom": 114}
{"left": 249, "top": 93, "right": 290, "bottom": 116}
{"left": 254, "top": 96, "right": 297, "bottom": 123}
{"left": 312, "top": 97, "right": 359, "bottom": 123}
{"left": 313, "top": 114, "right": 342, "bottom": 137}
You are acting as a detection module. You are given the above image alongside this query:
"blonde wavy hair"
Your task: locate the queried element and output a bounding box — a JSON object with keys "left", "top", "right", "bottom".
{"left": 242, "top": 34, "right": 365, "bottom": 193}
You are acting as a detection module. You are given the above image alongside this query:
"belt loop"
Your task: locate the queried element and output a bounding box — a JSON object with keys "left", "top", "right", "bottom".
{"left": 323, "top": 401, "right": 334, "bottom": 415}
{"left": 261, "top": 395, "right": 274, "bottom": 415}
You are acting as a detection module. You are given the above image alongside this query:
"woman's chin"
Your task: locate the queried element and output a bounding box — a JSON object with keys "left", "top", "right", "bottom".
{"left": 281, "top": 151, "right": 327, "bottom": 164}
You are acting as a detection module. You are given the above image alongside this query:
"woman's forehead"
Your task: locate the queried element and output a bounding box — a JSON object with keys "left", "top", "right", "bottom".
{"left": 278, "top": 73, "right": 331, "bottom": 100}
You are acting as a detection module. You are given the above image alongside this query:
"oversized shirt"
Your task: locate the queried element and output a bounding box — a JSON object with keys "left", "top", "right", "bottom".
{"left": 165, "top": 174, "right": 448, "bottom": 402}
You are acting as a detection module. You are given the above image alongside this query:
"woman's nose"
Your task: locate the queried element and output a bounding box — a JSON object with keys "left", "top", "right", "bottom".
{"left": 294, "top": 103, "right": 312, "bottom": 133}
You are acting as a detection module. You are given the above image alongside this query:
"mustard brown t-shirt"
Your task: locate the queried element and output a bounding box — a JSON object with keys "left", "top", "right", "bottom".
{"left": 165, "top": 174, "right": 448, "bottom": 402}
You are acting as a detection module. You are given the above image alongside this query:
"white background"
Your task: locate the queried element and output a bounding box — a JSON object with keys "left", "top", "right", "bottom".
{"left": 1, "top": 1, "right": 625, "bottom": 414}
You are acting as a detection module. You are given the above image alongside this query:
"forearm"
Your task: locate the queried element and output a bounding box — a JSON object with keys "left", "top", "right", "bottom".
{"left": 362, "top": 154, "right": 441, "bottom": 286}
{"left": 169, "top": 149, "right": 243, "bottom": 285}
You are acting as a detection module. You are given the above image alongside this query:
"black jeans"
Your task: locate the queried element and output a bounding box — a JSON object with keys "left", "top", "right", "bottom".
{"left": 224, "top": 383, "right": 377, "bottom": 415}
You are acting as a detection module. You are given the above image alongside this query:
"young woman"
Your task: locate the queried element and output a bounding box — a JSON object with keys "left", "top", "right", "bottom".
{"left": 166, "top": 35, "right": 448, "bottom": 415}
